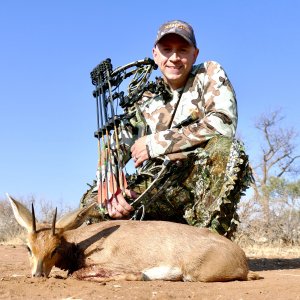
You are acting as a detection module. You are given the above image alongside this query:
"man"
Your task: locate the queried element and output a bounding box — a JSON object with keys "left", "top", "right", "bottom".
{"left": 92, "top": 20, "right": 252, "bottom": 238}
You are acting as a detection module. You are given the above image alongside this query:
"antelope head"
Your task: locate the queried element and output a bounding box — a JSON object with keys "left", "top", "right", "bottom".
{"left": 7, "top": 193, "right": 96, "bottom": 278}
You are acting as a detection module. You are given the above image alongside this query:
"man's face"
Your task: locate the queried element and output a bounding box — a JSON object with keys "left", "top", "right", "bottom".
{"left": 153, "top": 34, "right": 199, "bottom": 90}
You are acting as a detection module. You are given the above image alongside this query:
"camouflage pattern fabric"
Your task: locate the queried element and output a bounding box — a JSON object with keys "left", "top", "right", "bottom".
{"left": 139, "top": 60, "right": 237, "bottom": 159}
{"left": 81, "top": 135, "right": 252, "bottom": 238}
{"left": 127, "top": 135, "right": 252, "bottom": 238}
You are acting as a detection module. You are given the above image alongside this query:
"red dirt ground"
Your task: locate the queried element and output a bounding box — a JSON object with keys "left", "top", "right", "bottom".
{"left": 0, "top": 244, "right": 299, "bottom": 300}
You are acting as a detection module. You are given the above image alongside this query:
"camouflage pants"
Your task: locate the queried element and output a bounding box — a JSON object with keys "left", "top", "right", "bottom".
{"left": 80, "top": 136, "right": 252, "bottom": 238}
{"left": 126, "top": 136, "right": 253, "bottom": 238}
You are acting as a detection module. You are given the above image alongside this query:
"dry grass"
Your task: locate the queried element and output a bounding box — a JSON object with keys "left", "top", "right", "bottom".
{"left": 243, "top": 244, "right": 300, "bottom": 259}
{"left": 0, "top": 232, "right": 26, "bottom": 246}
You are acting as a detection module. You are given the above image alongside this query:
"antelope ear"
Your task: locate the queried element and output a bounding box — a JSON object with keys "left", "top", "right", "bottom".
{"left": 55, "top": 202, "right": 97, "bottom": 232}
{"left": 6, "top": 193, "right": 34, "bottom": 232}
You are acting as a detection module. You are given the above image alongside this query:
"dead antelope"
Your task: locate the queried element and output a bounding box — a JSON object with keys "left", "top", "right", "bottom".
{"left": 7, "top": 194, "right": 259, "bottom": 282}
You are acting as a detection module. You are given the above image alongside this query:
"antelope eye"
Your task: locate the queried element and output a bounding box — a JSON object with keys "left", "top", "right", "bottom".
{"left": 26, "top": 245, "right": 32, "bottom": 256}
{"left": 50, "top": 247, "right": 59, "bottom": 258}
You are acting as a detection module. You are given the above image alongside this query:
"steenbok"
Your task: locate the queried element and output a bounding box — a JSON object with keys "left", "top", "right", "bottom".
{"left": 7, "top": 194, "right": 259, "bottom": 282}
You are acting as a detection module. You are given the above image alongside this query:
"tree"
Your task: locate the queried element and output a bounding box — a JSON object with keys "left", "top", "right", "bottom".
{"left": 251, "top": 109, "right": 300, "bottom": 224}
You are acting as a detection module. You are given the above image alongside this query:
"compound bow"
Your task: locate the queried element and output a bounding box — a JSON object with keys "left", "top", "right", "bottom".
{"left": 90, "top": 57, "right": 179, "bottom": 219}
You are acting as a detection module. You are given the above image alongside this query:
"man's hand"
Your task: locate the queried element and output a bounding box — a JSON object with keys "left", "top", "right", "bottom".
{"left": 131, "top": 136, "right": 149, "bottom": 167}
{"left": 103, "top": 135, "right": 149, "bottom": 218}
{"left": 106, "top": 189, "right": 137, "bottom": 219}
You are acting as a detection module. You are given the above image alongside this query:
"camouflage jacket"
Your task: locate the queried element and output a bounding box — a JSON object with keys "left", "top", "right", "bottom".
{"left": 97, "top": 61, "right": 237, "bottom": 184}
{"left": 138, "top": 60, "right": 237, "bottom": 159}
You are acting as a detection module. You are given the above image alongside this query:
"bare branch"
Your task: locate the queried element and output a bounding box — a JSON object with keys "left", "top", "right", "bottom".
{"left": 277, "top": 155, "right": 300, "bottom": 177}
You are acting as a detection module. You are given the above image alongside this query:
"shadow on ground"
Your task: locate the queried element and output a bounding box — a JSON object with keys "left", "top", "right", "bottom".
{"left": 249, "top": 258, "right": 300, "bottom": 271}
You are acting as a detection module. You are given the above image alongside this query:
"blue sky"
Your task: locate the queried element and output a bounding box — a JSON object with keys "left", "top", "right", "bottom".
{"left": 1, "top": 1, "right": 299, "bottom": 209}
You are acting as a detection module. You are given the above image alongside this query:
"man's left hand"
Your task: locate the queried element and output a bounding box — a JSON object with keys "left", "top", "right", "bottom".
{"left": 131, "top": 136, "right": 149, "bottom": 167}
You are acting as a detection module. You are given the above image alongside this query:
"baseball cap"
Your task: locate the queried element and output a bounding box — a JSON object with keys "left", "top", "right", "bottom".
{"left": 154, "top": 20, "right": 197, "bottom": 47}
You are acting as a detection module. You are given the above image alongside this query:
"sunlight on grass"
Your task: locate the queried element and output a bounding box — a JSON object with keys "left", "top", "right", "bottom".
{"left": 244, "top": 245, "right": 300, "bottom": 258}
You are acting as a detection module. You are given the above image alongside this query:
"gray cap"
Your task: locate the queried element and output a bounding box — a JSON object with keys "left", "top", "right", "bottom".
{"left": 155, "top": 20, "right": 197, "bottom": 47}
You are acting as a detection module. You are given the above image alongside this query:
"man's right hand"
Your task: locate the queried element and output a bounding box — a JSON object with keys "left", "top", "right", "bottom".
{"left": 105, "top": 189, "right": 137, "bottom": 219}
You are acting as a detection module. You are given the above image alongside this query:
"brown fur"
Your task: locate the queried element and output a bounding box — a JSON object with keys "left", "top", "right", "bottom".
{"left": 8, "top": 195, "right": 261, "bottom": 282}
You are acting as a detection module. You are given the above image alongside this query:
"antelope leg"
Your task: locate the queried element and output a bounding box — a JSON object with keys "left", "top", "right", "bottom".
{"left": 72, "top": 265, "right": 144, "bottom": 282}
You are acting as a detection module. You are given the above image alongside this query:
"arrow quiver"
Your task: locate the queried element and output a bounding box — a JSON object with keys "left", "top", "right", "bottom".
{"left": 91, "top": 58, "right": 157, "bottom": 139}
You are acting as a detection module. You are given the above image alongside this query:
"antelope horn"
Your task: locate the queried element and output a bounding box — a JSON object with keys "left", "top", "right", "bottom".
{"left": 31, "top": 203, "right": 37, "bottom": 233}
{"left": 52, "top": 207, "right": 57, "bottom": 235}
